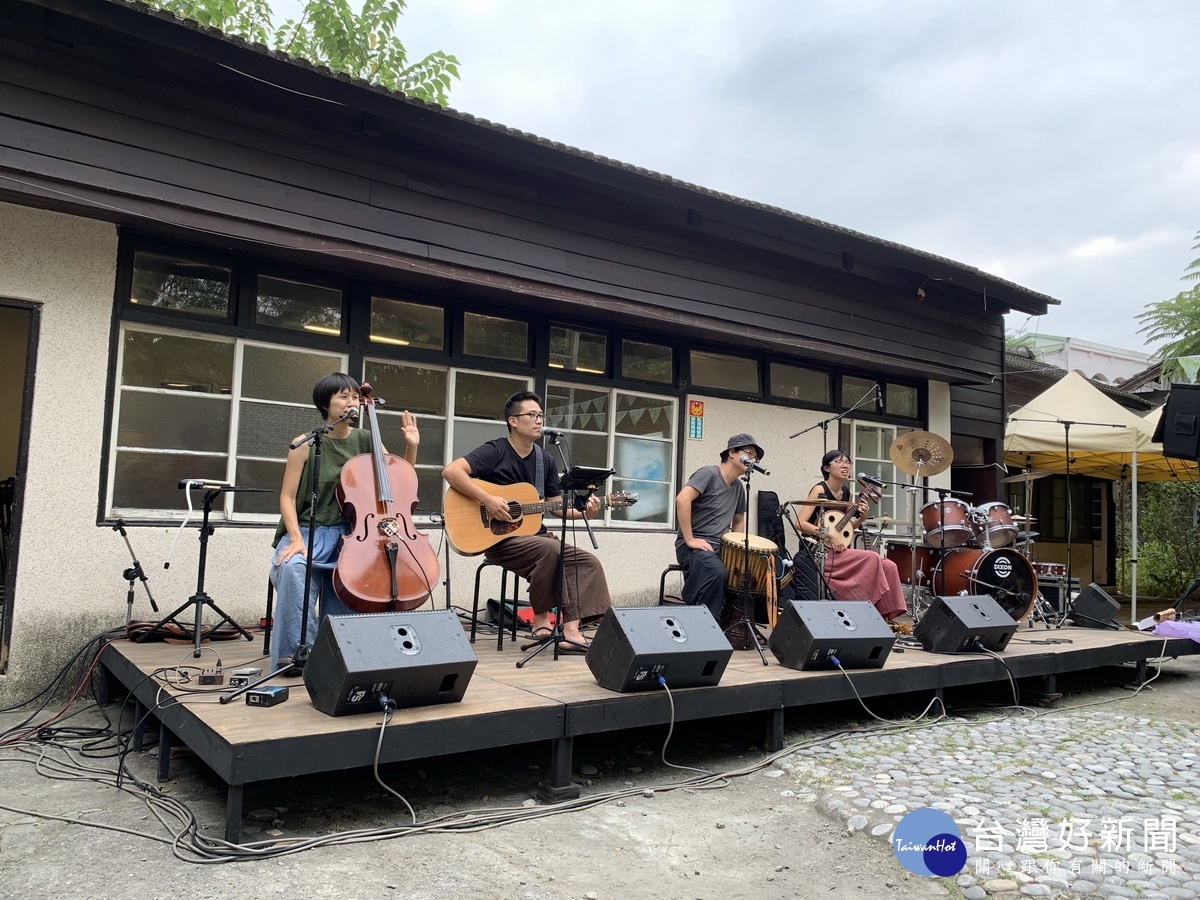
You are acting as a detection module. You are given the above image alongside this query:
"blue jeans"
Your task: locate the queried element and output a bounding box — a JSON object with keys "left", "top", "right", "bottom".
{"left": 268, "top": 524, "right": 356, "bottom": 669}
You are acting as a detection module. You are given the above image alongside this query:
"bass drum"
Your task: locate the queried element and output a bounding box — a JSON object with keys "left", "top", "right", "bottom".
{"left": 933, "top": 548, "right": 1038, "bottom": 622}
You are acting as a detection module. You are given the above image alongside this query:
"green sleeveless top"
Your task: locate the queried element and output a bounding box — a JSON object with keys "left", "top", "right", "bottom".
{"left": 272, "top": 427, "right": 374, "bottom": 547}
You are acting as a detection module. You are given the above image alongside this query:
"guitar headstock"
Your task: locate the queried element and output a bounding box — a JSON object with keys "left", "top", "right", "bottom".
{"left": 608, "top": 491, "right": 639, "bottom": 509}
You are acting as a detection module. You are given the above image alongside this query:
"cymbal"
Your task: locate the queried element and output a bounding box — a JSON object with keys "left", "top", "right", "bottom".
{"left": 889, "top": 431, "right": 953, "bottom": 477}
{"left": 863, "top": 515, "right": 897, "bottom": 524}
{"left": 1001, "top": 470, "right": 1053, "bottom": 484}
{"left": 788, "top": 499, "right": 856, "bottom": 509}
{"left": 1012, "top": 514, "right": 1038, "bottom": 523}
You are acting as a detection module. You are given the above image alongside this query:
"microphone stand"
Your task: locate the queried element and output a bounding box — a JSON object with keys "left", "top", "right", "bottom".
{"left": 788, "top": 385, "right": 882, "bottom": 453}
{"left": 220, "top": 408, "right": 355, "bottom": 704}
{"left": 112, "top": 519, "right": 158, "bottom": 628}
{"left": 724, "top": 468, "right": 769, "bottom": 665}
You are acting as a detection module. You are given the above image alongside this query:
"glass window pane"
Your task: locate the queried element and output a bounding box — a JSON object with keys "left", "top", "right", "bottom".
{"left": 463, "top": 313, "right": 527, "bottom": 361}
{"left": 559, "top": 433, "right": 609, "bottom": 470}
{"left": 454, "top": 372, "right": 528, "bottom": 420}
{"left": 243, "top": 344, "right": 344, "bottom": 404}
{"left": 690, "top": 350, "right": 759, "bottom": 393}
{"left": 118, "top": 392, "right": 230, "bottom": 452}
{"left": 230, "top": 458, "right": 284, "bottom": 516}
{"left": 886, "top": 383, "right": 919, "bottom": 418}
{"left": 453, "top": 420, "right": 509, "bottom": 459}
{"left": 373, "top": 412, "right": 446, "bottom": 465}
{"left": 112, "top": 451, "right": 226, "bottom": 510}
{"left": 122, "top": 329, "right": 234, "bottom": 393}
{"left": 549, "top": 326, "right": 607, "bottom": 375}
{"left": 255, "top": 275, "right": 343, "bottom": 335}
{"left": 614, "top": 436, "right": 673, "bottom": 523}
{"left": 621, "top": 340, "right": 673, "bottom": 383}
{"left": 236, "top": 401, "right": 324, "bottom": 458}
{"left": 363, "top": 361, "right": 447, "bottom": 417}
{"left": 842, "top": 376, "right": 878, "bottom": 412}
{"left": 370, "top": 297, "right": 445, "bottom": 351}
{"left": 131, "top": 252, "right": 230, "bottom": 318}
{"left": 770, "top": 363, "right": 831, "bottom": 405}
{"left": 545, "top": 385, "right": 609, "bottom": 432}
{"left": 616, "top": 393, "right": 674, "bottom": 438}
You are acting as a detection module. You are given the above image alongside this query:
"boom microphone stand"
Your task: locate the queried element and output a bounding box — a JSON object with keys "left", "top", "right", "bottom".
{"left": 517, "top": 445, "right": 612, "bottom": 667}
{"left": 220, "top": 409, "right": 354, "bottom": 704}
{"left": 723, "top": 462, "right": 769, "bottom": 665}
{"left": 113, "top": 519, "right": 158, "bottom": 628}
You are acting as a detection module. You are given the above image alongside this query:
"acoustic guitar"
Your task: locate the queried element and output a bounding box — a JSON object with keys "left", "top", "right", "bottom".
{"left": 820, "top": 477, "right": 882, "bottom": 546}
{"left": 444, "top": 479, "right": 638, "bottom": 555}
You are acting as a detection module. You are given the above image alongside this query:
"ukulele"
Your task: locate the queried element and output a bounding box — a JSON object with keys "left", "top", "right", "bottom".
{"left": 821, "top": 476, "right": 882, "bottom": 546}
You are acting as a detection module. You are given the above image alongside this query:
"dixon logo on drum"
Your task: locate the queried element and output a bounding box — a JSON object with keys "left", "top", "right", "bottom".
{"left": 993, "top": 557, "right": 1013, "bottom": 578}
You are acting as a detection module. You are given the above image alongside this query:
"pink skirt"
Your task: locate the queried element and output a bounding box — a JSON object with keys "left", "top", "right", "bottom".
{"left": 824, "top": 548, "right": 907, "bottom": 621}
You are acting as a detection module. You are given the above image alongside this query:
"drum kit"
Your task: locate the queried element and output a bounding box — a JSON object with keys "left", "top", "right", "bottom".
{"left": 883, "top": 433, "right": 1062, "bottom": 627}
{"left": 712, "top": 432, "right": 1066, "bottom": 647}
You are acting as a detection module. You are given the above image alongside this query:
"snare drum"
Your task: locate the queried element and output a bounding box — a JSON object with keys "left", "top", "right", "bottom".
{"left": 920, "top": 498, "right": 973, "bottom": 548}
{"left": 973, "top": 501, "right": 1017, "bottom": 548}
{"left": 719, "top": 532, "right": 779, "bottom": 595}
{"left": 1033, "top": 561, "right": 1067, "bottom": 579}
{"left": 885, "top": 541, "right": 937, "bottom": 586}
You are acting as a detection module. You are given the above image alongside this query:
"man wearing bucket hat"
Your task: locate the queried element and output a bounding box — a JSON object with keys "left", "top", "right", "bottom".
{"left": 673, "top": 434, "right": 765, "bottom": 620}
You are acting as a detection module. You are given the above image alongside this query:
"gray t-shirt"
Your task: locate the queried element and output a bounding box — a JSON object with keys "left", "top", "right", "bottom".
{"left": 675, "top": 464, "right": 747, "bottom": 548}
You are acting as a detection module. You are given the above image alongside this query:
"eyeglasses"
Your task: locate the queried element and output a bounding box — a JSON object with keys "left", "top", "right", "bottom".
{"left": 512, "top": 411, "right": 546, "bottom": 421}
{"left": 737, "top": 448, "right": 758, "bottom": 460}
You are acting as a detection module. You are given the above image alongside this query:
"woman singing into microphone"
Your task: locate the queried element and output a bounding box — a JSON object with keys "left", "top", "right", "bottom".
{"left": 796, "top": 449, "right": 907, "bottom": 622}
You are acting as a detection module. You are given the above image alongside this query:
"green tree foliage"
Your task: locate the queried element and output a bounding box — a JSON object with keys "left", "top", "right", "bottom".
{"left": 148, "top": 0, "right": 459, "bottom": 106}
{"left": 1136, "top": 230, "right": 1200, "bottom": 381}
{"left": 1115, "top": 480, "right": 1200, "bottom": 600}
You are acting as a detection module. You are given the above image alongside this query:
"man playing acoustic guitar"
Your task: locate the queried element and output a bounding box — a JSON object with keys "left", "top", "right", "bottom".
{"left": 441, "top": 391, "right": 611, "bottom": 652}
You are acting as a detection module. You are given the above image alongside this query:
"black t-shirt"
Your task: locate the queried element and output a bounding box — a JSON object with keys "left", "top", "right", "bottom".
{"left": 465, "top": 437, "right": 560, "bottom": 497}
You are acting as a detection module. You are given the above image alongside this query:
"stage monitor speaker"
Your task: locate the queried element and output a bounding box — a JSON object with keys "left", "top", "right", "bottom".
{"left": 1068, "top": 583, "right": 1120, "bottom": 629}
{"left": 768, "top": 600, "right": 895, "bottom": 671}
{"left": 304, "top": 609, "right": 477, "bottom": 717}
{"left": 914, "top": 595, "right": 1016, "bottom": 653}
{"left": 586, "top": 606, "right": 732, "bottom": 693}
{"left": 1155, "top": 383, "right": 1200, "bottom": 460}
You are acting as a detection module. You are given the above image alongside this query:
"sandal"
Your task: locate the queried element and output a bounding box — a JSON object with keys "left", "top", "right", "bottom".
{"left": 555, "top": 638, "right": 589, "bottom": 654}
{"left": 530, "top": 626, "right": 555, "bottom": 641}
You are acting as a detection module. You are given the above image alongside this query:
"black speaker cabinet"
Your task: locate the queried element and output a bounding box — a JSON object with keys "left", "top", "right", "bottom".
{"left": 586, "top": 606, "right": 732, "bottom": 693}
{"left": 1068, "top": 583, "right": 1121, "bottom": 628}
{"left": 914, "top": 595, "right": 1016, "bottom": 653}
{"left": 304, "top": 609, "right": 477, "bottom": 717}
{"left": 1154, "top": 383, "right": 1200, "bottom": 460}
{"left": 768, "top": 600, "right": 895, "bottom": 671}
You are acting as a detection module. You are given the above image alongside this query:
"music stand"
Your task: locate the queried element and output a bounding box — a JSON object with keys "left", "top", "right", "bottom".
{"left": 517, "top": 465, "right": 614, "bottom": 668}
{"left": 137, "top": 485, "right": 260, "bottom": 657}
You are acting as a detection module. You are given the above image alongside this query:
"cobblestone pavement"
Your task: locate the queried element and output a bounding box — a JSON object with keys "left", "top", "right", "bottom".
{"left": 775, "top": 660, "right": 1200, "bottom": 898}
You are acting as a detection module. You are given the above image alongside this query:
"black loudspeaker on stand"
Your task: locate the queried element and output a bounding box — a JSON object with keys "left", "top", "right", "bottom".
{"left": 769, "top": 600, "right": 895, "bottom": 671}
{"left": 586, "top": 606, "right": 733, "bottom": 692}
{"left": 914, "top": 595, "right": 1016, "bottom": 653}
{"left": 1068, "top": 583, "right": 1121, "bottom": 629}
{"left": 304, "top": 609, "right": 477, "bottom": 717}
{"left": 1153, "top": 383, "right": 1200, "bottom": 460}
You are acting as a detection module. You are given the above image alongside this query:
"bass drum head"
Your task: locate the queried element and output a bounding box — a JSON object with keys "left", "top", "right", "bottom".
{"left": 934, "top": 548, "right": 1038, "bottom": 622}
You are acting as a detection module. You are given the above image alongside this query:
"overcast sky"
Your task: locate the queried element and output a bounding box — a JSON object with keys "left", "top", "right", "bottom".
{"left": 278, "top": 0, "right": 1198, "bottom": 356}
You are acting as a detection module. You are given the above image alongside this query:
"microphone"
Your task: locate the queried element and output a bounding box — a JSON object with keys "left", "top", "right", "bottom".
{"left": 345, "top": 406, "right": 360, "bottom": 421}
{"left": 541, "top": 427, "right": 564, "bottom": 439}
{"left": 740, "top": 456, "right": 770, "bottom": 476}
{"left": 857, "top": 473, "right": 884, "bottom": 488}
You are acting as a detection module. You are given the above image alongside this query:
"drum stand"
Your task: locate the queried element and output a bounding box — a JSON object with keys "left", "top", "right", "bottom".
{"left": 724, "top": 471, "right": 769, "bottom": 665}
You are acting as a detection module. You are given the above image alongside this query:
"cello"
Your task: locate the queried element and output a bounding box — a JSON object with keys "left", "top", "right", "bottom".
{"left": 332, "top": 383, "right": 440, "bottom": 612}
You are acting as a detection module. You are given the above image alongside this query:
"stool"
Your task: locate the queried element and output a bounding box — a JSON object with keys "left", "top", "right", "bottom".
{"left": 659, "top": 563, "right": 685, "bottom": 606}
{"left": 471, "top": 560, "right": 524, "bottom": 650}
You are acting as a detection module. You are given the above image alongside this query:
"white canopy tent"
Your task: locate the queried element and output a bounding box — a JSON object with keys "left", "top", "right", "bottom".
{"left": 1003, "top": 372, "right": 1187, "bottom": 621}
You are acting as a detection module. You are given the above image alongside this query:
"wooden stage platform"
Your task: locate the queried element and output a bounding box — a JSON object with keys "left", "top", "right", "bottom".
{"left": 99, "top": 617, "right": 1199, "bottom": 843}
